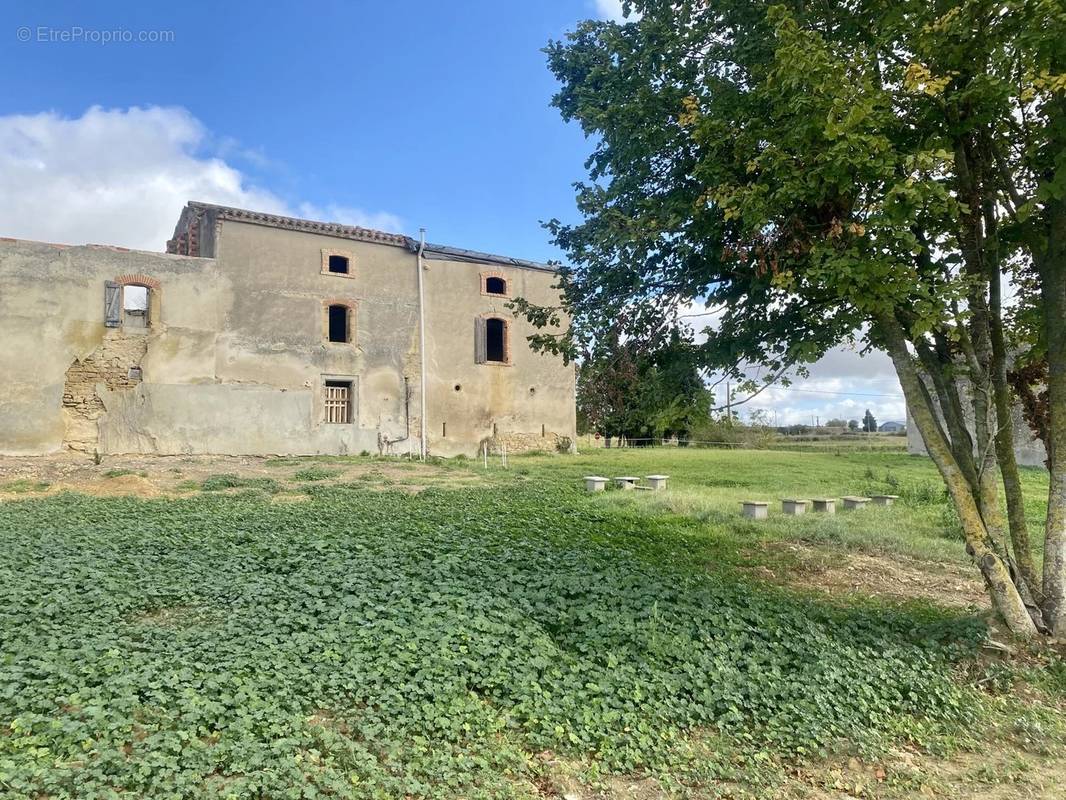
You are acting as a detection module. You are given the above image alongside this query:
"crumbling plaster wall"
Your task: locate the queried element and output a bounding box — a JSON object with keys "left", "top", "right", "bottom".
{"left": 1, "top": 220, "right": 575, "bottom": 458}
{"left": 0, "top": 233, "right": 419, "bottom": 456}
{"left": 0, "top": 239, "right": 218, "bottom": 455}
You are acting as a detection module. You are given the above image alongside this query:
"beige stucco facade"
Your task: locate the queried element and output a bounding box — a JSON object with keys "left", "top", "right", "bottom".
{"left": 0, "top": 202, "right": 576, "bottom": 457}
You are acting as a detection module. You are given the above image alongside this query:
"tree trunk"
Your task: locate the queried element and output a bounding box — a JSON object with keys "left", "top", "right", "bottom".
{"left": 876, "top": 312, "right": 1038, "bottom": 637}
{"left": 1039, "top": 198, "right": 1066, "bottom": 635}
{"left": 988, "top": 250, "right": 1042, "bottom": 601}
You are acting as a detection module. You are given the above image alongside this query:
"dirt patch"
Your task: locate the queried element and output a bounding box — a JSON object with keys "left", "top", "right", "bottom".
{"left": 783, "top": 745, "right": 1066, "bottom": 800}
{"left": 527, "top": 741, "right": 1065, "bottom": 799}
{"left": 749, "top": 541, "right": 989, "bottom": 610}
{"left": 0, "top": 452, "right": 484, "bottom": 500}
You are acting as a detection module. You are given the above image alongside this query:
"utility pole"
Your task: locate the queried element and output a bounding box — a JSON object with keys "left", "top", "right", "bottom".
{"left": 726, "top": 381, "right": 732, "bottom": 425}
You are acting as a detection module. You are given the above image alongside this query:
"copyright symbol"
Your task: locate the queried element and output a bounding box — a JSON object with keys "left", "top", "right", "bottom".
{"left": 16, "top": 27, "right": 31, "bottom": 42}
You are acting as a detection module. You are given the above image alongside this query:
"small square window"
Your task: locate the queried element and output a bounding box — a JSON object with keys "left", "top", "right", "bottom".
{"left": 321, "top": 249, "right": 354, "bottom": 277}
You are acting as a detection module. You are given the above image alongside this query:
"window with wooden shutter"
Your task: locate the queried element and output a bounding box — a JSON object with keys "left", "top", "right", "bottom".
{"left": 104, "top": 281, "right": 122, "bottom": 327}
{"left": 485, "top": 318, "right": 506, "bottom": 362}
{"left": 474, "top": 317, "right": 487, "bottom": 364}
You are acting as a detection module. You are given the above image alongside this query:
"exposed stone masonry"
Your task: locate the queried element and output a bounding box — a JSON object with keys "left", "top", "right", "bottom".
{"left": 488, "top": 431, "right": 571, "bottom": 454}
{"left": 63, "top": 334, "right": 148, "bottom": 450}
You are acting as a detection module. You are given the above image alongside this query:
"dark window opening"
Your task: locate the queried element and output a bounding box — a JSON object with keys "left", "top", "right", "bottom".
{"left": 328, "top": 304, "right": 349, "bottom": 343}
{"left": 485, "top": 276, "right": 507, "bottom": 295}
{"left": 324, "top": 380, "right": 353, "bottom": 424}
{"left": 328, "top": 254, "right": 350, "bottom": 274}
{"left": 486, "top": 318, "right": 506, "bottom": 362}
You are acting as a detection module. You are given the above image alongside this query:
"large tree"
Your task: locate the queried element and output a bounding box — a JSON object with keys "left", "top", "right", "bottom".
{"left": 533, "top": 0, "right": 1066, "bottom": 636}
{"left": 576, "top": 330, "right": 712, "bottom": 444}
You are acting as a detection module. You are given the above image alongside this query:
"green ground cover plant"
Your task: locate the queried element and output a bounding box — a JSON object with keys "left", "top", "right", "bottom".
{"left": 292, "top": 466, "right": 343, "bottom": 482}
{"left": 0, "top": 479, "right": 50, "bottom": 494}
{"left": 0, "top": 449, "right": 1061, "bottom": 798}
{"left": 199, "top": 473, "right": 280, "bottom": 494}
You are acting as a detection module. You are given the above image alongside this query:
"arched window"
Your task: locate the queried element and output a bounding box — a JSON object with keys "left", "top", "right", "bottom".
{"left": 105, "top": 275, "right": 159, "bottom": 329}
{"left": 481, "top": 272, "right": 509, "bottom": 296}
{"left": 123, "top": 285, "right": 149, "bottom": 328}
{"left": 475, "top": 317, "right": 509, "bottom": 364}
{"left": 326, "top": 303, "right": 352, "bottom": 343}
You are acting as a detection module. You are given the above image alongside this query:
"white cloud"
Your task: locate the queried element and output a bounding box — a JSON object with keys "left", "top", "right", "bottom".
{"left": 678, "top": 301, "right": 905, "bottom": 426}
{"left": 295, "top": 202, "right": 403, "bottom": 235}
{"left": 592, "top": 0, "right": 641, "bottom": 22}
{"left": 0, "top": 105, "right": 402, "bottom": 252}
{"left": 733, "top": 346, "right": 905, "bottom": 427}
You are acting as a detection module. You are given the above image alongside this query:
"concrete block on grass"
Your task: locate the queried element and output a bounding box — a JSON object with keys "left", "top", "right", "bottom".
{"left": 645, "top": 475, "right": 669, "bottom": 491}
{"left": 811, "top": 498, "right": 838, "bottom": 514}
{"left": 741, "top": 500, "right": 770, "bottom": 519}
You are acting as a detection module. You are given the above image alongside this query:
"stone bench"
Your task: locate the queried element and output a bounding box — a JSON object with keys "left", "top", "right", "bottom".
{"left": 811, "top": 498, "right": 838, "bottom": 514}
{"left": 781, "top": 498, "right": 809, "bottom": 516}
{"left": 645, "top": 474, "right": 669, "bottom": 491}
{"left": 741, "top": 500, "right": 770, "bottom": 519}
{"left": 584, "top": 476, "right": 608, "bottom": 492}
{"left": 614, "top": 476, "right": 640, "bottom": 490}
{"left": 842, "top": 495, "right": 871, "bottom": 510}
{"left": 871, "top": 494, "right": 900, "bottom": 506}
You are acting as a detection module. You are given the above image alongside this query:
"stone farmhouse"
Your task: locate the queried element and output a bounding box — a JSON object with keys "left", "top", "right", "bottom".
{"left": 0, "top": 202, "right": 576, "bottom": 458}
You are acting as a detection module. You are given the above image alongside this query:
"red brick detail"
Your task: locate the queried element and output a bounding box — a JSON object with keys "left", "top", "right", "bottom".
{"left": 114, "top": 273, "right": 161, "bottom": 289}
{"left": 480, "top": 270, "right": 510, "bottom": 297}
{"left": 481, "top": 314, "right": 512, "bottom": 365}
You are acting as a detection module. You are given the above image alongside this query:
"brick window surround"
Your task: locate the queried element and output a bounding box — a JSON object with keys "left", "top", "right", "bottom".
{"left": 479, "top": 315, "right": 511, "bottom": 365}
{"left": 110, "top": 274, "right": 161, "bottom": 328}
{"left": 480, "top": 270, "right": 510, "bottom": 297}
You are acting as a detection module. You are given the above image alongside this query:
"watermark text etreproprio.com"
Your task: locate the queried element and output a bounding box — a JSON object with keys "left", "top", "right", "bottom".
{"left": 16, "top": 26, "right": 175, "bottom": 44}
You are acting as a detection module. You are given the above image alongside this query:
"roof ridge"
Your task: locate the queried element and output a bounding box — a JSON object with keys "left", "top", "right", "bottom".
{"left": 186, "top": 201, "right": 412, "bottom": 247}
{"left": 179, "top": 200, "right": 556, "bottom": 272}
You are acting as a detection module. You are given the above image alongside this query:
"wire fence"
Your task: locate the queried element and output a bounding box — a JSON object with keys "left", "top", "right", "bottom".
{"left": 580, "top": 433, "right": 909, "bottom": 452}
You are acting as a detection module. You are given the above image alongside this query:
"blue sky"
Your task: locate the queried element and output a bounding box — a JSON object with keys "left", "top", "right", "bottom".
{"left": 0, "top": 0, "right": 906, "bottom": 425}
{"left": 0, "top": 0, "right": 617, "bottom": 261}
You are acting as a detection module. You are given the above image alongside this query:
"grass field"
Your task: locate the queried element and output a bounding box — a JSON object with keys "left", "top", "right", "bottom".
{"left": 1, "top": 448, "right": 1063, "bottom": 799}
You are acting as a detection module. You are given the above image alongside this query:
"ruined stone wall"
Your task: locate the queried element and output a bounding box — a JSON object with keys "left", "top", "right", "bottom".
{"left": 0, "top": 239, "right": 216, "bottom": 455}
{"left": 62, "top": 333, "right": 148, "bottom": 451}
{"left": 485, "top": 431, "right": 572, "bottom": 455}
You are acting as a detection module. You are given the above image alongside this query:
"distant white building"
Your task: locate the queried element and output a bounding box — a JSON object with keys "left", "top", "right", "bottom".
{"left": 878, "top": 420, "right": 906, "bottom": 433}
